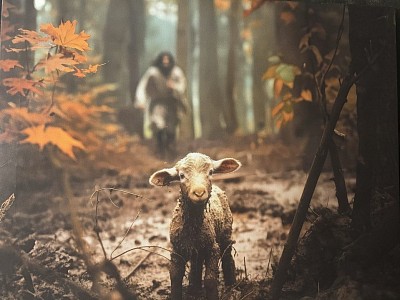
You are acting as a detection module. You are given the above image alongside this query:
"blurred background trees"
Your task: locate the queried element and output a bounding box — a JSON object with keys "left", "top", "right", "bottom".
{"left": 1, "top": 0, "right": 397, "bottom": 218}
{"left": 0, "top": 1, "right": 398, "bottom": 298}
{"left": 1, "top": 0, "right": 353, "bottom": 140}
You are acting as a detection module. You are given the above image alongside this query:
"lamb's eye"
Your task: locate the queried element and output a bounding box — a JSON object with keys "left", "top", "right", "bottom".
{"left": 209, "top": 169, "right": 214, "bottom": 176}
{"left": 179, "top": 173, "right": 185, "bottom": 180}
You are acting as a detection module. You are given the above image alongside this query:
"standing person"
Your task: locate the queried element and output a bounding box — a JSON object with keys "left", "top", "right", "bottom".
{"left": 135, "top": 52, "right": 187, "bottom": 159}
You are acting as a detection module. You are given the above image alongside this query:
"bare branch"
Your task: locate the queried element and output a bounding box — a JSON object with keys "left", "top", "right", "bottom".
{"left": 94, "top": 191, "right": 108, "bottom": 259}
{"left": 110, "top": 209, "right": 142, "bottom": 259}
{"left": 124, "top": 251, "right": 153, "bottom": 280}
{"left": 110, "top": 245, "right": 178, "bottom": 263}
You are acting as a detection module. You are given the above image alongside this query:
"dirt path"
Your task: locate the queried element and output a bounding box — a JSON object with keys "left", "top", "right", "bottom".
{"left": 0, "top": 141, "right": 358, "bottom": 299}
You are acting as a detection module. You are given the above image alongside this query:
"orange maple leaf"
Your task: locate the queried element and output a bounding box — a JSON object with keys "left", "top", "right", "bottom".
{"left": 215, "top": 0, "right": 231, "bottom": 11}
{"left": 72, "top": 52, "right": 88, "bottom": 63}
{"left": 243, "top": 0, "right": 268, "bottom": 17}
{"left": 73, "top": 68, "right": 86, "bottom": 78}
{"left": 0, "top": 60, "right": 23, "bottom": 72}
{"left": 300, "top": 89, "right": 313, "bottom": 102}
{"left": 0, "top": 107, "right": 51, "bottom": 125}
{"left": 73, "top": 63, "right": 103, "bottom": 77}
{"left": 21, "top": 125, "right": 85, "bottom": 159}
{"left": 12, "top": 29, "right": 52, "bottom": 50}
{"left": 2, "top": 78, "right": 45, "bottom": 96}
{"left": 37, "top": 53, "right": 78, "bottom": 74}
{"left": 272, "top": 102, "right": 284, "bottom": 117}
{"left": 40, "top": 20, "right": 90, "bottom": 51}
{"left": 280, "top": 11, "right": 296, "bottom": 25}
{"left": 84, "top": 64, "right": 101, "bottom": 74}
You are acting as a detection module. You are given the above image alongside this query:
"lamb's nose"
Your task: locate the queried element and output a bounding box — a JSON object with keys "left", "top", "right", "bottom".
{"left": 193, "top": 189, "right": 205, "bottom": 198}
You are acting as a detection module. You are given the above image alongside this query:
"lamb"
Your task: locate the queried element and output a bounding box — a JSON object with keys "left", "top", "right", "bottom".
{"left": 149, "top": 152, "right": 241, "bottom": 299}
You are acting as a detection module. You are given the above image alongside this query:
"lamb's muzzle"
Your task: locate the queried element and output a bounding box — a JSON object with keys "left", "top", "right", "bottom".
{"left": 149, "top": 152, "right": 241, "bottom": 300}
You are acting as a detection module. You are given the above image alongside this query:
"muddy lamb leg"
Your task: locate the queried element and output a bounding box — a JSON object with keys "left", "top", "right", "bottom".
{"left": 170, "top": 253, "right": 186, "bottom": 300}
{"left": 204, "top": 245, "right": 220, "bottom": 300}
{"left": 188, "top": 252, "right": 204, "bottom": 292}
{"left": 221, "top": 243, "right": 236, "bottom": 286}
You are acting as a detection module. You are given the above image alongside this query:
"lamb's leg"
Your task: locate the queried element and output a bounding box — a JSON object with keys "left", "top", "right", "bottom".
{"left": 204, "top": 245, "right": 220, "bottom": 300}
{"left": 170, "top": 252, "right": 185, "bottom": 300}
{"left": 188, "top": 251, "right": 204, "bottom": 293}
{"left": 221, "top": 242, "right": 236, "bottom": 286}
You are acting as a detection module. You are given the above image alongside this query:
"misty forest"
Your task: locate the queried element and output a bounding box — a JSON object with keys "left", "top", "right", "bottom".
{"left": 0, "top": 0, "right": 399, "bottom": 299}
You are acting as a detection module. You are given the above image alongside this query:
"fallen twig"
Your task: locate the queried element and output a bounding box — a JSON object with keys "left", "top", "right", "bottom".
{"left": 266, "top": 247, "right": 273, "bottom": 277}
{"left": 124, "top": 251, "right": 153, "bottom": 280}
{"left": 89, "top": 187, "right": 153, "bottom": 205}
{"left": 244, "top": 257, "right": 248, "bottom": 280}
{"left": 0, "top": 193, "right": 15, "bottom": 223}
{"left": 239, "top": 289, "right": 256, "bottom": 300}
{"left": 94, "top": 191, "right": 107, "bottom": 259}
{"left": 111, "top": 245, "right": 179, "bottom": 263}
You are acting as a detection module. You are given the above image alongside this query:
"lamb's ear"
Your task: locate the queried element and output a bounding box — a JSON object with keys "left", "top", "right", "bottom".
{"left": 149, "top": 168, "right": 179, "bottom": 186}
{"left": 213, "top": 158, "right": 241, "bottom": 174}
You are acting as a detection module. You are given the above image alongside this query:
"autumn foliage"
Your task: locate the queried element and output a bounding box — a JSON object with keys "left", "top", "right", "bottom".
{"left": 259, "top": 3, "right": 347, "bottom": 130}
{"left": 0, "top": 3, "right": 113, "bottom": 162}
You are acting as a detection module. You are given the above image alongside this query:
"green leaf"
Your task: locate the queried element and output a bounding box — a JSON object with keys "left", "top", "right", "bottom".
{"left": 276, "top": 64, "right": 300, "bottom": 83}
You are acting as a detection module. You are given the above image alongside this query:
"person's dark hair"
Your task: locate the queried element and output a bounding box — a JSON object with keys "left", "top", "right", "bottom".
{"left": 153, "top": 51, "right": 175, "bottom": 77}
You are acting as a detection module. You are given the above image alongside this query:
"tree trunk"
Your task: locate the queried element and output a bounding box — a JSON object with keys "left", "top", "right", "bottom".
{"left": 102, "top": 0, "right": 131, "bottom": 107}
{"left": 224, "top": 0, "right": 240, "bottom": 134}
{"left": 199, "top": 0, "right": 224, "bottom": 138}
{"left": 127, "top": 0, "right": 145, "bottom": 102}
{"left": 349, "top": 5, "right": 398, "bottom": 233}
{"left": 24, "top": 0, "right": 36, "bottom": 30}
{"left": 251, "top": 3, "right": 277, "bottom": 133}
{"left": 176, "top": 0, "right": 194, "bottom": 139}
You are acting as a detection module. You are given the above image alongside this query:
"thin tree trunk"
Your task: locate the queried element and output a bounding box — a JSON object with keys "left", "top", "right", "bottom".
{"left": 225, "top": 0, "right": 239, "bottom": 134}
{"left": 176, "top": 0, "right": 194, "bottom": 139}
{"left": 251, "top": 6, "right": 268, "bottom": 132}
{"left": 251, "top": 3, "right": 278, "bottom": 133}
{"left": 199, "top": 0, "right": 224, "bottom": 138}
{"left": 103, "top": 0, "right": 130, "bottom": 106}
{"left": 128, "top": 0, "right": 145, "bottom": 102}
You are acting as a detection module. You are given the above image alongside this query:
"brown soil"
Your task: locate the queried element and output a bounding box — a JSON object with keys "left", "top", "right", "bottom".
{"left": 0, "top": 137, "right": 398, "bottom": 299}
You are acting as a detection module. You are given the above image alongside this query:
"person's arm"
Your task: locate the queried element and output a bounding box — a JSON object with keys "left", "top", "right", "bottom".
{"left": 134, "top": 71, "right": 149, "bottom": 110}
{"left": 135, "top": 67, "right": 158, "bottom": 110}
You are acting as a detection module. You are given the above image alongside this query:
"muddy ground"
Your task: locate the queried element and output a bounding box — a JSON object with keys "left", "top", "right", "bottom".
{"left": 0, "top": 136, "right": 398, "bottom": 299}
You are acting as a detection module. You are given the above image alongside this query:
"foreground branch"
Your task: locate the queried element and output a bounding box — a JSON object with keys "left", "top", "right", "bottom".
{"left": 271, "top": 72, "right": 360, "bottom": 299}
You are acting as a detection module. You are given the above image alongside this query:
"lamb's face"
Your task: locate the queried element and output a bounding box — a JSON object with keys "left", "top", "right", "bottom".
{"left": 175, "top": 153, "right": 214, "bottom": 205}
{"left": 149, "top": 152, "right": 241, "bottom": 205}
